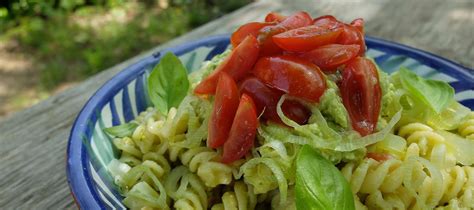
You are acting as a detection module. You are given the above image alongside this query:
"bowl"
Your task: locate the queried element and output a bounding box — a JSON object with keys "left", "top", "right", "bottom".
{"left": 67, "top": 34, "right": 474, "bottom": 209}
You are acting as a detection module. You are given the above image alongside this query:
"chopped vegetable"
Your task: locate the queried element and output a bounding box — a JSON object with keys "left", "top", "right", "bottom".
{"left": 222, "top": 94, "right": 258, "bottom": 163}
{"left": 194, "top": 35, "right": 259, "bottom": 94}
{"left": 340, "top": 57, "right": 381, "bottom": 136}
{"left": 207, "top": 73, "right": 240, "bottom": 148}
{"left": 253, "top": 55, "right": 327, "bottom": 103}
{"left": 104, "top": 122, "right": 139, "bottom": 138}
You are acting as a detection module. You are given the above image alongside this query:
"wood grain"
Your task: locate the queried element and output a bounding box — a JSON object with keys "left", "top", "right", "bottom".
{"left": 0, "top": 0, "right": 472, "bottom": 209}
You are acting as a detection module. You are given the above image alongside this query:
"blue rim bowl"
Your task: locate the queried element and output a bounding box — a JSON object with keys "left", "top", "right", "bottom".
{"left": 67, "top": 34, "right": 473, "bottom": 209}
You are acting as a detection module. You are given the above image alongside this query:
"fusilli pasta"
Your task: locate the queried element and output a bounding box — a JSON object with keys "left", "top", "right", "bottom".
{"left": 398, "top": 123, "right": 456, "bottom": 168}
{"left": 458, "top": 112, "right": 474, "bottom": 140}
{"left": 211, "top": 181, "right": 258, "bottom": 210}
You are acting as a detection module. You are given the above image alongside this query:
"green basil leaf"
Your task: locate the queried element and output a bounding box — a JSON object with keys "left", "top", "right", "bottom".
{"left": 104, "top": 122, "right": 138, "bottom": 138}
{"left": 296, "top": 145, "right": 355, "bottom": 210}
{"left": 398, "top": 67, "right": 454, "bottom": 113}
{"left": 148, "top": 52, "right": 190, "bottom": 115}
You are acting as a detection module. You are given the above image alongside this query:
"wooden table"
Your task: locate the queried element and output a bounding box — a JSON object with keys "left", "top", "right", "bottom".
{"left": 1, "top": 0, "right": 472, "bottom": 209}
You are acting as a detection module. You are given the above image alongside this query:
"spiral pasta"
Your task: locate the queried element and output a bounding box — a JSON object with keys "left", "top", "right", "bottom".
{"left": 438, "top": 166, "right": 474, "bottom": 209}
{"left": 211, "top": 181, "right": 258, "bottom": 210}
{"left": 458, "top": 112, "right": 474, "bottom": 140}
{"left": 398, "top": 123, "right": 456, "bottom": 168}
{"left": 165, "top": 166, "right": 208, "bottom": 210}
{"left": 341, "top": 156, "right": 446, "bottom": 209}
{"left": 172, "top": 145, "right": 233, "bottom": 188}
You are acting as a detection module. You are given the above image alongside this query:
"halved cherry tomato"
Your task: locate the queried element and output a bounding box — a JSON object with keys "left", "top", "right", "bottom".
{"left": 350, "top": 18, "right": 364, "bottom": 33}
{"left": 313, "top": 15, "right": 365, "bottom": 55}
{"left": 259, "top": 37, "right": 283, "bottom": 57}
{"left": 194, "top": 35, "right": 259, "bottom": 94}
{"left": 239, "top": 77, "right": 310, "bottom": 125}
{"left": 207, "top": 73, "right": 240, "bottom": 148}
{"left": 231, "top": 22, "right": 274, "bottom": 48}
{"left": 281, "top": 99, "right": 311, "bottom": 125}
{"left": 340, "top": 57, "right": 381, "bottom": 136}
{"left": 367, "top": 152, "right": 392, "bottom": 162}
{"left": 338, "top": 24, "right": 365, "bottom": 55}
{"left": 313, "top": 15, "right": 344, "bottom": 29}
{"left": 253, "top": 55, "right": 326, "bottom": 103}
{"left": 258, "top": 11, "right": 313, "bottom": 56}
{"left": 221, "top": 94, "right": 258, "bottom": 163}
{"left": 272, "top": 25, "right": 343, "bottom": 52}
{"left": 299, "top": 44, "right": 360, "bottom": 72}
{"left": 265, "top": 12, "right": 287, "bottom": 23}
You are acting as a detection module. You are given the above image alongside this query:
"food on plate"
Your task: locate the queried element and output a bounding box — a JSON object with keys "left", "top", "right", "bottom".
{"left": 104, "top": 11, "right": 474, "bottom": 210}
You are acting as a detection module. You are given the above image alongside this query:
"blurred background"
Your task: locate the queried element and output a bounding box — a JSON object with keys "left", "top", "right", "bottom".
{"left": 0, "top": 0, "right": 252, "bottom": 120}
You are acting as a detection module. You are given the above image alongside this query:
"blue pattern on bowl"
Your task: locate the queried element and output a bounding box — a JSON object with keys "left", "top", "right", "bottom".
{"left": 67, "top": 35, "right": 473, "bottom": 209}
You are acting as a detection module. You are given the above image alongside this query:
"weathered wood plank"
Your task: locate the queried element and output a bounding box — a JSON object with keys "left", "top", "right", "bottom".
{"left": 0, "top": 0, "right": 472, "bottom": 209}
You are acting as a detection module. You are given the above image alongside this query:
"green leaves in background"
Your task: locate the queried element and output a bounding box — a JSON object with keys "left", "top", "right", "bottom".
{"left": 148, "top": 52, "right": 189, "bottom": 115}
{"left": 104, "top": 122, "right": 138, "bottom": 137}
{"left": 398, "top": 67, "right": 454, "bottom": 113}
{"left": 296, "top": 145, "right": 355, "bottom": 210}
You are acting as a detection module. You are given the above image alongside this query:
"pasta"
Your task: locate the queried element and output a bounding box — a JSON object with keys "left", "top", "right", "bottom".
{"left": 458, "top": 112, "right": 474, "bottom": 140}
{"left": 173, "top": 145, "right": 233, "bottom": 188}
{"left": 211, "top": 181, "right": 257, "bottom": 210}
{"left": 398, "top": 123, "right": 456, "bottom": 168}
{"left": 341, "top": 157, "right": 445, "bottom": 209}
{"left": 165, "top": 166, "right": 208, "bottom": 210}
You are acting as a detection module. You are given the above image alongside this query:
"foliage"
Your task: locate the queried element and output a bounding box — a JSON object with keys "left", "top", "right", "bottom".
{"left": 0, "top": 0, "right": 251, "bottom": 89}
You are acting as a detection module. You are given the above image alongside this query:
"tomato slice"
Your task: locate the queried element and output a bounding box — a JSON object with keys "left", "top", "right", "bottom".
{"left": 313, "top": 15, "right": 344, "bottom": 29}
{"left": 338, "top": 24, "right": 365, "bottom": 55}
{"left": 264, "top": 12, "right": 287, "bottom": 23}
{"left": 239, "top": 77, "right": 310, "bottom": 125}
{"left": 207, "top": 73, "right": 240, "bottom": 148}
{"left": 258, "top": 11, "right": 313, "bottom": 56}
{"left": 221, "top": 94, "right": 258, "bottom": 163}
{"left": 313, "top": 15, "right": 365, "bottom": 55}
{"left": 299, "top": 44, "right": 360, "bottom": 72}
{"left": 350, "top": 18, "right": 364, "bottom": 33}
{"left": 272, "top": 25, "right": 343, "bottom": 52}
{"left": 231, "top": 22, "right": 274, "bottom": 48}
{"left": 194, "top": 35, "right": 259, "bottom": 94}
{"left": 253, "top": 55, "right": 326, "bottom": 103}
{"left": 281, "top": 99, "right": 311, "bottom": 125}
{"left": 340, "top": 57, "right": 381, "bottom": 136}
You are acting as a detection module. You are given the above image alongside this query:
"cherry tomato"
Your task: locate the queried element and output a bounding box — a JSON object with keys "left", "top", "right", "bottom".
{"left": 239, "top": 77, "right": 310, "bottom": 125}
{"left": 253, "top": 55, "right": 326, "bottom": 103}
{"left": 231, "top": 22, "right": 274, "bottom": 48}
{"left": 221, "top": 94, "right": 258, "bottom": 163}
{"left": 313, "top": 15, "right": 344, "bottom": 29}
{"left": 207, "top": 73, "right": 240, "bottom": 149}
{"left": 299, "top": 44, "right": 360, "bottom": 72}
{"left": 338, "top": 24, "right": 365, "bottom": 55}
{"left": 312, "top": 16, "right": 365, "bottom": 55}
{"left": 194, "top": 35, "right": 260, "bottom": 94}
{"left": 340, "top": 57, "right": 381, "bottom": 136}
{"left": 367, "top": 152, "right": 392, "bottom": 162}
{"left": 281, "top": 99, "right": 311, "bottom": 125}
{"left": 272, "top": 25, "right": 343, "bottom": 52}
{"left": 259, "top": 38, "right": 283, "bottom": 57}
{"left": 350, "top": 18, "right": 364, "bottom": 33}
{"left": 258, "top": 11, "right": 313, "bottom": 56}
{"left": 265, "top": 12, "right": 287, "bottom": 23}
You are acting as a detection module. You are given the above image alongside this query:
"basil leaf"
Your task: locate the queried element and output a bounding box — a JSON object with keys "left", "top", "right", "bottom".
{"left": 104, "top": 122, "right": 138, "bottom": 138}
{"left": 296, "top": 145, "right": 355, "bottom": 210}
{"left": 398, "top": 67, "right": 454, "bottom": 113}
{"left": 148, "top": 52, "right": 190, "bottom": 115}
